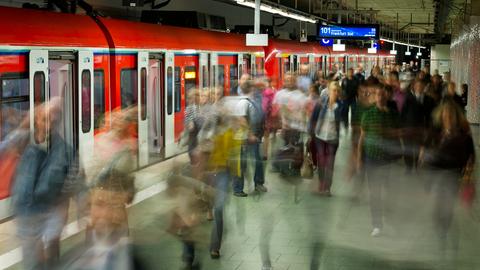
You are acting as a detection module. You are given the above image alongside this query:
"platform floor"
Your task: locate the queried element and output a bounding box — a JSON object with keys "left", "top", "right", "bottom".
{"left": 2, "top": 127, "right": 480, "bottom": 270}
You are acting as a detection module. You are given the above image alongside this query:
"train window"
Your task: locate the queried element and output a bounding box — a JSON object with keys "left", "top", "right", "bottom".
{"left": 238, "top": 64, "right": 243, "bottom": 78}
{"left": 81, "top": 70, "right": 91, "bottom": 133}
{"left": 229, "top": 65, "right": 238, "bottom": 94}
{"left": 0, "top": 73, "right": 29, "bottom": 141}
{"left": 167, "top": 67, "right": 173, "bottom": 115}
{"left": 34, "top": 72, "right": 45, "bottom": 106}
{"left": 33, "top": 72, "right": 46, "bottom": 143}
{"left": 93, "top": 70, "right": 105, "bottom": 129}
{"left": 217, "top": 65, "right": 225, "bottom": 91}
{"left": 174, "top": 67, "right": 181, "bottom": 113}
{"left": 184, "top": 66, "right": 196, "bottom": 106}
{"left": 202, "top": 66, "right": 208, "bottom": 88}
{"left": 212, "top": 66, "right": 216, "bottom": 87}
{"left": 278, "top": 59, "right": 282, "bottom": 79}
{"left": 140, "top": 68, "right": 147, "bottom": 120}
{"left": 284, "top": 60, "right": 290, "bottom": 74}
{"left": 120, "top": 69, "right": 137, "bottom": 109}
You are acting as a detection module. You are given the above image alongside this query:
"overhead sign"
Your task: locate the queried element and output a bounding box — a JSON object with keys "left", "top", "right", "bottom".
{"left": 246, "top": 33, "right": 268, "bottom": 46}
{"left": 320, "top": 38, "right": 333, "bottom": 46}
{"left": 318, "top": 24, "right": 378, "bottom": 40}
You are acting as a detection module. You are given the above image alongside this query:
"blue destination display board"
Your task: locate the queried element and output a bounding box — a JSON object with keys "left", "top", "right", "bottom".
{"left": 318, "top": 24, "right": 379, "bottom": 40}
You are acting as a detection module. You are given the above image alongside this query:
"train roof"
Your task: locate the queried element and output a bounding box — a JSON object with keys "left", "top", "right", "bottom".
{"left": 0, "top": 6, "right": 109, "bottom": 48}
{"left": 99, "top": 17, "right": 262, "bottom": 53}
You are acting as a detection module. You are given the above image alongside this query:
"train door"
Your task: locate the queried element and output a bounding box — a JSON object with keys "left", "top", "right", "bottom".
{"left": 210, "top": 53, "right": 218, "bottom": 89}
{"left": 137, "top": 51, "right": 148, "bottom": 167}
{"left": 250, "top": 54, "right": 256, "bottom": 76}
{"left": 175, "top": 54, "right": 199, "bottom": 146}
{"left": 200, "top": 53, "right": 209, "bottom": 89}
{"left": 48, "top": 52, "right": 75, "bottom": 164}
{"left": 29, "top": 50, "right": 48, "bottom": 145}
{"left": 148, "top": 53, "right": 164, "bottom": 163}
{"left": 164, "top": 52, "right": 175, "bottom": 157}
{"left": 218, "top": 54, "right": 236, "bottom": 96}
{"left": 77, "top": 51, "right": 94, "bottom": 168}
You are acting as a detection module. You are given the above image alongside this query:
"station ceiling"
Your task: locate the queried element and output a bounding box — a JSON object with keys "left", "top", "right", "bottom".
{"left": 258, "top": 0, "right": 468, "bottom": 35}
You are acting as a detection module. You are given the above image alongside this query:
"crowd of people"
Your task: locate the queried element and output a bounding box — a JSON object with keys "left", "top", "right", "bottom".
{"left": 0, "top": 61, "right": 476, "bottom": 270}
{"left": 175, "top": 63, "right": 475, "bottom": 269}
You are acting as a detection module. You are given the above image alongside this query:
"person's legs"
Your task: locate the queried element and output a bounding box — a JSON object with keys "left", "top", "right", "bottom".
{"left": 43, "top": 201, "right": 70, "bottom": 267}
{"left": 17, "top": 214, "right": 46, "bottom": 270}
{"left": 210, "top": 171, "right": 229, "bottom": 254}
{"left": 366, "top": 161, "right": 387, "bottom": 231}
{"left": 233, "top": 145, "right": 246, "bottom": 194}
{"left": 433, "top": 171, "right": 460, "bottom": 246}
{"left": 251, "top": 142, "right": 265, "bottom": 187}
{"left": 323, "top": 142, "right": 339, "bottom": 193}
{"left": 315, "top": 138, "right": 327, "bottom": 192}
{"left": 182, "top": 241, "right": 195, "bottom": 266}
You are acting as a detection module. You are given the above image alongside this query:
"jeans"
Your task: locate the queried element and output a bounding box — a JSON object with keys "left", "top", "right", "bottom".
{"left": 210, "top": 171, "right": 230, "bottom": 252}
{"left": 315, "top": 138, "right": 338, "bottom": 192}
{"left": 233, "top": 143, "right": 265, "bottom": 193}
{"left": 365, "top": 159, "right": 393, "bottom": 229}
{"left": 182, "top": 241, "right": 195, "bottom": 264}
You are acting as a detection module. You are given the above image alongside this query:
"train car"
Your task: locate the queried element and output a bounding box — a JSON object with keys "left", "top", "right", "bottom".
{"left": 0, "top": 5, "right": 396, "bottom": 220}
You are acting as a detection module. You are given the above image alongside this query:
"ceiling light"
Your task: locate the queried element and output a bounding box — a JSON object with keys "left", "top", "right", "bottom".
{"left": 235, "top": 0, "right": 317, "bottom": 23}
{"left": 405, "top": 51, "right": 411, "bottom": 56}
{"left": 380, "top": 38, "right": 426, "bottom": 49}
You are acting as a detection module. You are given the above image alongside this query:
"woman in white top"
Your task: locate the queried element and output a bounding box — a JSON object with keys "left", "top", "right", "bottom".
{"left": 308, "top": 81, "right": 344, "bottom": 196}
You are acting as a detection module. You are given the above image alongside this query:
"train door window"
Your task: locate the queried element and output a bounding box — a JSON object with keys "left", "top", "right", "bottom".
{"left": 238, "top": 64, "right": 243, "bottom": 78}
{"left": 293, "top": 56, "right": 298, "bottom": 72}
{"left": 81, "top": 70, "right": 91, "bottom": 133}
{"left": 184, "top": 66, "right": 196, "bottom": 93}
{"left": 284, "top": 59, "right": 290, "bottom": 74}
{"left": 230, "top": 64, "right": 238, "bottom": 94}
{"left": 120, "top": 69, "right": 137, "bottom": 109}
{"left": 0, "top": 74, "right": 29, "bottom": 141}
{"left": 33, "top": 72, "right": 46, "bottom": 143}
{"left": 260, "top": 58, "right": 265, "bottom": 73}
{"left": 174, "top": 67, "right": 181, "bottom": 113}
{"left": 140, "top": 68, "right": 147, "bottom": 120}
{"left": 93, "top": 70, "right": 105, "bottom": 129}
{"left": 167, "top": 67, "right": 173, "bottom": 115}
{"left": 202, "top": 66, "right": 208, "bottom": 88}
{"left": 217, "top": 65, "right": 225, "bottom": 91}
{"left": 278, "top": 59, "right": 282, "bottom": 79}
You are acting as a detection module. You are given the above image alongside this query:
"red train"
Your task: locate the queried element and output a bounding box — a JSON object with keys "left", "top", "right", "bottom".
{"left": 0, "top": 6, "right": 394, "bottom": 217}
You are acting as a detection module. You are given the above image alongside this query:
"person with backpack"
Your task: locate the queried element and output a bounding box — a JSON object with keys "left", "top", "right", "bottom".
{"left": 232, "top": 80, "right": 267, "bottom": 196}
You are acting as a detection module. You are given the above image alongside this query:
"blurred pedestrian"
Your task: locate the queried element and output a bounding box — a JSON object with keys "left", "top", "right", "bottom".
{"left": 309, "top": 81, "right": 343, "bottom": 196}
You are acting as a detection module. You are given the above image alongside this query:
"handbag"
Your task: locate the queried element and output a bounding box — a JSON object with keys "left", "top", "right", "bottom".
{"left": 301, "top": 152, "right": 314, "bottom": 179}
{"left": 460, "top": 170, "right": 476, "bottom": 208}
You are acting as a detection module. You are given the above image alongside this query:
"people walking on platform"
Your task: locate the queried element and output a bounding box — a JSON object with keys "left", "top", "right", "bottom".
{"left": 297, "top": 64, "right": 312, "bottom": 94}
{"left": 262, "top": 77, "right": 278, "bottom": 160}
{"left": 420, "top": 98, "right": 475, "bottom": 253}
{"left": 231, "top": 79, "right": 267, "bottom": 196}
{"left": 309, "top": 81, "right": 344, "bottom": 196}
{"left": 272, "top": 73, "right": 308, "bottom": 176}
{"left": 426, "top": 74, "right": 443, "bottom": 104}
{"left": 401, "top": 79, "right": 436, "bottom": 173}
{"left": 357, "top": 83, "right": 401, "bottom": 237}
{"left": 341, "top": 68, "right": 360, "bottom": 129}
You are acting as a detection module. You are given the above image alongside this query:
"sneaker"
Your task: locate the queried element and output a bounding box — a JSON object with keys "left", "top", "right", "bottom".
{"left": 371, "top": 227, "right": 381, "bottom": 237}
{"left": 210, "top": 250, "right": 220, "bottom": 259}
{"left": 234, "top": 191, "right": 248, "bottom": 197}
{"left": 255, "top": 184, "right": 268, "bottom": 192}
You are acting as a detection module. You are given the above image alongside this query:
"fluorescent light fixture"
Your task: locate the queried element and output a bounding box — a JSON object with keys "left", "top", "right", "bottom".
{"left": 390, "top": 50, "right": 397, "bottom": 55}
{"left": 333, "top": 44, "right": 345, "bottom": 51}
{"left": 235, "top": 0, "right": 317, "bottom": 23}
{"left": 380, "top": 38, "right": 426, "bottom": 49}
{"left": 405, "top": 51, "right": 411, "bottom": 56}
{"left": 367, "top": 48, "right": 377, "bottom": 54}
{"left": 417, "top": 52, "right": 422, "bottom": 56}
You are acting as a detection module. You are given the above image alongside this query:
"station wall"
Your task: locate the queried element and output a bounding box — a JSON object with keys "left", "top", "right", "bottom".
{"left": 450, "top": 16, "right": 480, "bottom": 124}
{"left": 430, "top": 44, "right": 451, "bottom": 76}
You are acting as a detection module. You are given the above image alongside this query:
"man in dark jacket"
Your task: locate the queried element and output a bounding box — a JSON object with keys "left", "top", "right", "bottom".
{"left": 341, "top": 68, "right": 359, "bottom": 128}
{"left": 401, "top": 79, "right": 436, "bottom": 173}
